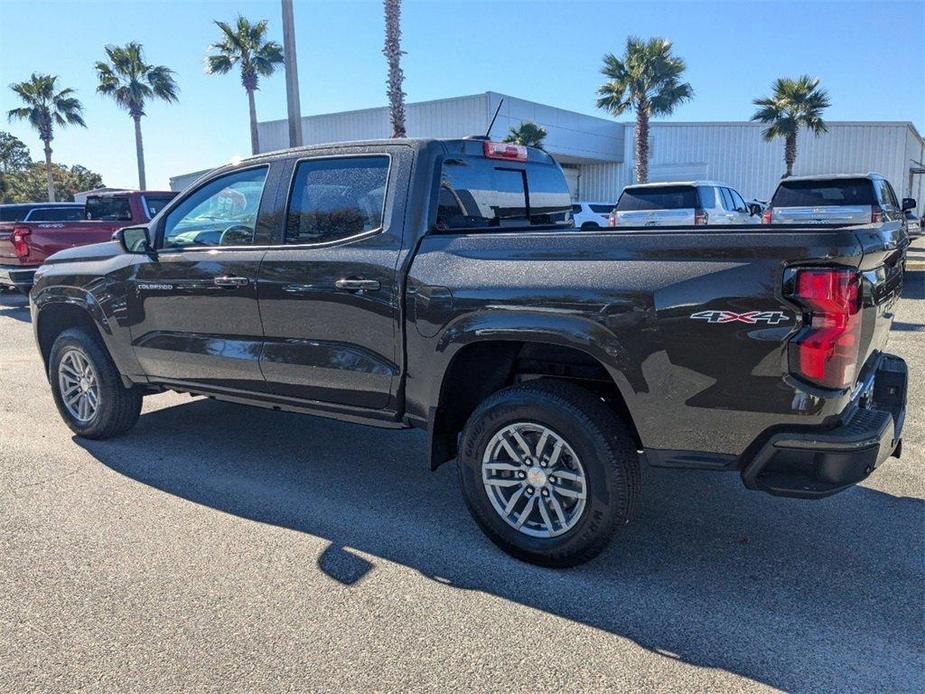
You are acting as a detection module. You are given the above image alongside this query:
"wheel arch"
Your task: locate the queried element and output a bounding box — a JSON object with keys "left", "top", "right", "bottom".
{"left": 426, "top": 324, "right": 642, "bottom": 470}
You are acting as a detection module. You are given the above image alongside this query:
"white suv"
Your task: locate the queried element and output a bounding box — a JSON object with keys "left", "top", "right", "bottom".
{"left": 571, "top": 201, "right": 615, "bottom": 229}
{"left": 610, "top": 181, "right": 761, "bottom": 227}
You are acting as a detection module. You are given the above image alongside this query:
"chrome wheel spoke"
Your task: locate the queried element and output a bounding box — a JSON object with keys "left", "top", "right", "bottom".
{"left": 483, "top": 462, "right": 522, "bottom": 473}
{"left": 503, "top": 485, "right": 527, "bottom": 515}
{"left": 484, "top": 477, "right": 524, "bottom": 488}
{"left": 547, "top": 494, "right": 568, "bottom": 527}
{"left": 551, "top": 484, "right": 586, "bottom": 500}
{"left": 537, "top": 496, "right": 555, "bottom": 533}
{"left": 514, "top": 495, "right": 536, "bottom": 529}
{"left": 550, "top": 469, "right": 582, "bottom": 483}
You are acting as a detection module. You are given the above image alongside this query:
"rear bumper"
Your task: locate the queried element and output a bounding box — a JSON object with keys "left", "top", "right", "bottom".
{"left": 0, "top": 264, "right": 35, "bottom": 291}
{"left": 742, "top": 353, "right": 907, "bottom": 498}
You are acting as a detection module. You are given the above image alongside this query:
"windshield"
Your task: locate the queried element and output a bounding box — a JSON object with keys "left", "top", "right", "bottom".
{"left": 772, "top": 179, "right": 875, "bottom": 207}
{"left": 617, "top": 186, "right": 699, "bottom": 211}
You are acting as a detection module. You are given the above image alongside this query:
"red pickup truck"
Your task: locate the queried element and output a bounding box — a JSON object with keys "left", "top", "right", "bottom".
{"left": 0, "top": 190, "right": 175, "bottom": 293}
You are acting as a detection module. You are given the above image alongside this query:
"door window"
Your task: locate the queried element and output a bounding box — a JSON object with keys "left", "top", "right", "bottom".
{"left": 698, "top": 186, "right": 716, "bottom": 209}
{"left": 719, "top": 188, "right": 735, "bottom": 211}
{"left": 876, "top": 180, "right": 899, "bottom": 209}
{"left": 729, "top": 188, "right": 747, "bottom": 212}
{"left": 286, "top": 156, "right": 389, "bottom": 244}
{"left": 162, "top": 167, "right": 268, "bottom": 248}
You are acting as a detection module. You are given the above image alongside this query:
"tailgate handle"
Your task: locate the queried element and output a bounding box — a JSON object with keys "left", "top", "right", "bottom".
{"left": 213, "top": 276, "right": 250, "bottom": 288}
{"left": 335, "top": 278, "right": 380, "bottom": 292}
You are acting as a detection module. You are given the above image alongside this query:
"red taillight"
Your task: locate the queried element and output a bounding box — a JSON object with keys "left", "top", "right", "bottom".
{"left": 609, "top": 210, "right": 618, "bottom": 226}
{"left": 694, "top": 208, "right": 708, "bottom": 225}
{"left": 870, "top": 205, "right": 883, "bottom": 223}
{"left": 788, "top": 268, "right": 862, "bottom": 389}
{"left": 483, "top": 141, "right": 528, "bottom": 161}
{"left": 762, "top": 208, "right": 772, "bottom": 224}
{"left": 11, "top": 226, "right": 30, "bottom": 258}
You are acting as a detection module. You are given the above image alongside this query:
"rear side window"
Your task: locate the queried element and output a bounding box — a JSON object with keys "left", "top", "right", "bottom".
{"left": 571, "top": 204, "right": 582, "bottom": 214}
{"left": 436, "top": 157, "right": 571, "bottom": 230}
{"left": 286, "top": 156, "right": 389, "bottom": 244}
{"left": 698, "top": 186, "right": 716, "bottom": 208}
{"left": 875, "top": 179, "right": 899, "bottom": 209}
{"left": 772, "top": 179, "right": 875, "bottom": 207}
{"left": 719, "top": 188, "right": 735, "bottom": 211}
{"left": 26, "top": 207, "right": 85, "bottom": 221}
{"left": 616, "top": 186, "right": 698, "bottom": 211}
{"left": 86, "top": 196, "right": 132, "bottom": 221}
{"left": 589, "top": 204, "right": 614, "bottom": 214}
{"left": 143, "top": 194, "right": 176, "bottom": 219}
{"left": 0, "top": 205, "right": 30, "bottom": 222}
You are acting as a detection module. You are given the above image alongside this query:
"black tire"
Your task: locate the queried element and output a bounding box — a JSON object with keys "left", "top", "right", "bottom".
{"left": 580, "top": 222, "right": 600, "bottom": 231}
{"left": 48, "top": 328, "right": 142, "bottom": 439}
{"left": 457, "top": 380, "right": 641, "bottom": 567}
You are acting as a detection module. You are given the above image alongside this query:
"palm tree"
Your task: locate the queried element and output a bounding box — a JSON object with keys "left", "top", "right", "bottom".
{"left": 95, "top": 42, "right": 178, "bottom": 190}
{"left": 596, "top": 37, "right": 693, "bottom": 183}
{"left": 383, "top": 0, "right": 406, "bottom": 137}
{"left": 752, "top": 76, "right": 830, "bottom": 178}
{"left": 206, "top": 16, "right": 284, "bottom": 155}
{"left": 7, "top": 74, "right": 85, "bottom": 201}
{"left": 502, "top": 122, "right": 547, "bottom": 150}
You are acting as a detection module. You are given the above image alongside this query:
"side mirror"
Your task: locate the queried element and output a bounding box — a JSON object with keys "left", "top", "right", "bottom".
{"left": 902, "top": 197, "right": 916, "bottom": 211}
{"left": 114, "top": 226, "right": 152, "bottom": 254}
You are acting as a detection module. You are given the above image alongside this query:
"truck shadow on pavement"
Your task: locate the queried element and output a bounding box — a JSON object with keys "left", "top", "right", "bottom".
{"left": 0, "top": 290, "right": 30, "bottom": 322}
{"left": 77, "top": 397, "right": 924, "bottom": 691}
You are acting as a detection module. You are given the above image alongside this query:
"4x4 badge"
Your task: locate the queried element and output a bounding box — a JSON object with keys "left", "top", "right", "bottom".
{"left": 690, "top": 310, "right": 790, "bottom": 325}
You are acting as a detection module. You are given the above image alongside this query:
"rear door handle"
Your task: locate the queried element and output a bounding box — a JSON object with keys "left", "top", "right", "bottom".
{"left": 335, "top": 278, "right": 380, "bottom": 291}
{"left": 213, "top": 276, "right": 250, "bottom": 288}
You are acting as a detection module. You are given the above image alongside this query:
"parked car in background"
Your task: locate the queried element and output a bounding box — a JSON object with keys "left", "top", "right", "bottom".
{"left": 904, "top": 210, "right": 922, "bottom": 238}
{"left": 762, "top": 173, "right": 913, "bottom": 226}
{"left": 609, "top": 181, "right": 760, "bottom": 226}
{"left": 0, "top": 190, "right": 176, "bottom": 293}
{"left": 571, "top": 201, "right": 615, "bottom": 229}
{"left": 0, "top": 202, "right": 84, "bottom": 223}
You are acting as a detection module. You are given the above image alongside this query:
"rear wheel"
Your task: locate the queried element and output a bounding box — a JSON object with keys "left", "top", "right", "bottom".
{"left": 457, "top": 380, "right": 640, "bottom": 567}
{"left": 49, "top": 328, "right": 142, "bottom": 439}
{"left": 580, "top": 222, "right": 600, "bottom": 230}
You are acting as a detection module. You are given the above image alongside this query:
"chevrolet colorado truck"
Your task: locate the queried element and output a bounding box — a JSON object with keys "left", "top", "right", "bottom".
{"left": 0, "top": 190, "right": 175, "bottom": 293}
{"left": 29, "top": 138, "right": 909, "bottom": 566}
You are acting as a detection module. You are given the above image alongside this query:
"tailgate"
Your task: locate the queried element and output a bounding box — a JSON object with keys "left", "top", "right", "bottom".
{"left": 773, "top": 205, "right": 871, "bottom": 225}
{"left": 0, "top": 223, "right": 18, "bottom": 262}
{"left": 10, "top": 221, "right": 120, "bottom": 265}
{"left": 615, "top": 208, "right": 695, "bottom": 226}
{"left": 854, "top": 222, "right": 907, "bottom": 374}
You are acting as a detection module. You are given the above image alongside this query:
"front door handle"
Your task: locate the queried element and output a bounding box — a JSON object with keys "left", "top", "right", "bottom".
{"left": 335, "top": 278, "right": 380, "bottom": 292}
{"left": 213, "top": 276, "right": 250, "bottom": 288}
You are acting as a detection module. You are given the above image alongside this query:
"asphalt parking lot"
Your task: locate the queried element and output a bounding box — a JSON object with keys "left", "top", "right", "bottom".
{"left": 1, "top": 265, "right": 923, "bottom": 692}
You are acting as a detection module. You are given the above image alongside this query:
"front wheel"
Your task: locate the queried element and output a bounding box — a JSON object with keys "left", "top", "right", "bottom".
{"left": 49, "top": 328, "right": 142, "bottom": 439}
{"left": 457, "top": 380, "right": 640, "bottom": 567}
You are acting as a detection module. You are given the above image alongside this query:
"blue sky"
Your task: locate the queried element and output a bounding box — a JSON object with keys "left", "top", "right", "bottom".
{"left": 1, "top": 0, "right": 922, "bottom": 189}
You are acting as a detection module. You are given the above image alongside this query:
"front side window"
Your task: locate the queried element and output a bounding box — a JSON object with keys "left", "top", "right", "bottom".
{"left": 162, "top": 167, "right": 268, "bottom": 248}
{"left": 86, "top": 196, "right": 132, "bottom": 221}
{"left": 286, "top": 156, "right": 389, "bottom": 244}
{"left": 719, "top": 188, "right": 735, "bottom": 211}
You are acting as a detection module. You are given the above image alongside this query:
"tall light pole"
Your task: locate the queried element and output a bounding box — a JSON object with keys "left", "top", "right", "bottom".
{"left": 281, "top": 0, "right": 303, "bottom": 147}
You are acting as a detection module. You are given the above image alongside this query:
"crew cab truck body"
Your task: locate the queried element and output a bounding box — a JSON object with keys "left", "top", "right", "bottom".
{"left": 30, "top": 138, "right": 909, "bottom": 566}
{"left": 0, "top": 190, "right": 175, "bottom": 293}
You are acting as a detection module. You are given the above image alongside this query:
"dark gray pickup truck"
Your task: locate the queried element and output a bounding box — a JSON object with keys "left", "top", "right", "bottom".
{"left": 29, "top": 138, "right": 909, "bottom": 566}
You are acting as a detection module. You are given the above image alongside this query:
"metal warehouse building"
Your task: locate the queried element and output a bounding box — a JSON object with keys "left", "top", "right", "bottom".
{"left": 172, "top": 91, "right": 924, "bottom": 212}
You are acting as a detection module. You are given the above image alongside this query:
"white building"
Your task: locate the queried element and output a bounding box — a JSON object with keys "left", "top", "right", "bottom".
{"left": 171, "top": 91, "right": 924, "bottom": 212}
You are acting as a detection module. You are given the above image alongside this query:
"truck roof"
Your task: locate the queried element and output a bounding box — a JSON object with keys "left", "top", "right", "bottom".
{"left": 243, "top": 137, "right": 559, "bottom": 166}
{"left": 624, "top": 180, "right": 731, "bottom": 189}
{"left": 780, "top": 172, "right": 885, "bottom": 182}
